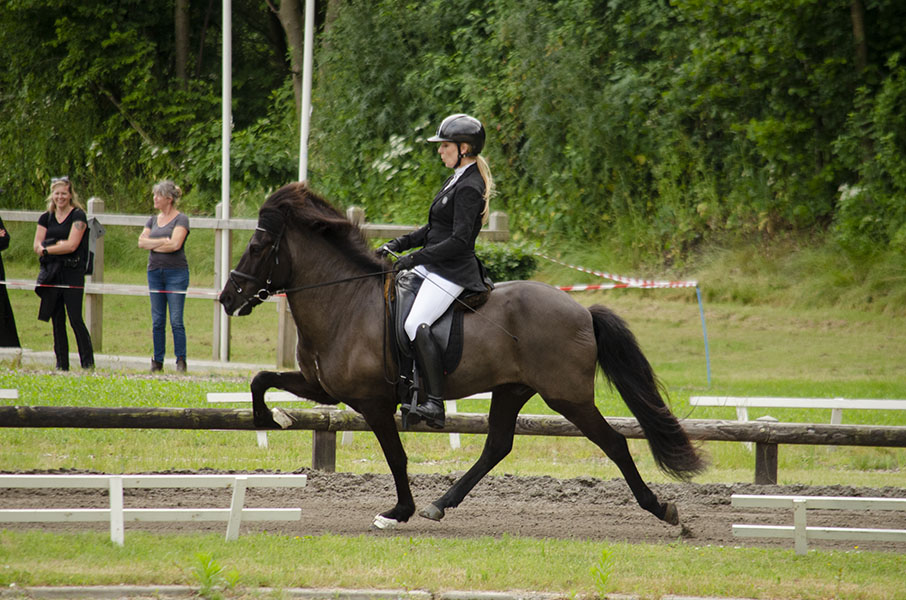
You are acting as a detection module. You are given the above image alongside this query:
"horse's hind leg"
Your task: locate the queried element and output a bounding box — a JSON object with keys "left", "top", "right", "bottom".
{"left": 547, "top": 399, "right": 678, "bottom": 525}
{"left": 249, "top": 370, "right": 334, "bottom": 428}
{"left": 419, "top": 385, "right": 533, "bottom": 521}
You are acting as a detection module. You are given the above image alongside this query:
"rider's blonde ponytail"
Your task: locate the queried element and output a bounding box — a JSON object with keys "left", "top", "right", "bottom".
{"left": 476, "top": 155, "right": 494, "bottom": 225}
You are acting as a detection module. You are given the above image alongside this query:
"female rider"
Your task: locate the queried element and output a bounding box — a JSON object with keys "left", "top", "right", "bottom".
{"left": 379, "top": 113, "right": 494, "bottom": 428}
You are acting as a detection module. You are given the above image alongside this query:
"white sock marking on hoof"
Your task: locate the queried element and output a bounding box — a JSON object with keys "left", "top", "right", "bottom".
{"left": 272, "top": 407, "right": 293, "bottom": 429}
{"left": 372, "top": 514, "right": 399, "bottom": 530}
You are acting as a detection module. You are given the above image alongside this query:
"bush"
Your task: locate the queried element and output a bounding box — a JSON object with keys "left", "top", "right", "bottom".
{"left": 476, "top": 241, "right": 538, "bottom": 282}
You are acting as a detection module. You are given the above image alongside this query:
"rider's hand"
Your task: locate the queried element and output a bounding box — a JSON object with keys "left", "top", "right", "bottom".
{"left": 376, "top": 238, "right": 401, "bottom": 258}
{"left": 394, "top": 252, "right": 418, "bottom": 272}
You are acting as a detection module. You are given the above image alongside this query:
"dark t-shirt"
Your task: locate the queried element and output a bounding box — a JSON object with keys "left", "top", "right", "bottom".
{"left": 37, "top": 208, "right": 89, "bottom": 267}
{"left": 145, "top": 212, "right": 190, "bottom": 270}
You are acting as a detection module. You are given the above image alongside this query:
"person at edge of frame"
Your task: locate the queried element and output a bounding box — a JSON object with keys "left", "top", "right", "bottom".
{"left": 0, "top": 214, "right": 21, "bottom": 347}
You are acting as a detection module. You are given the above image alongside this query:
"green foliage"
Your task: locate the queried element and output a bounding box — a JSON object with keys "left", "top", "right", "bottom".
{"left": 191, "top": 552, "right": 239, "bottom": 600}
{"left": 3, "top": 0, "right": 906, "bottom": 266}
{"left": 589, "top": 546, "right": 614, "bottom": 597}
{"left": 833, "top": 52, "right": 906, "bottom": 254}
{"left": 476, "top": 241, "right": 537, "bottom": 282}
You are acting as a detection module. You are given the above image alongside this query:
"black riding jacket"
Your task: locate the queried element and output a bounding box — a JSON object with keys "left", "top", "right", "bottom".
{"left": 393, "top": 164, "right": 489, "bottom": 293}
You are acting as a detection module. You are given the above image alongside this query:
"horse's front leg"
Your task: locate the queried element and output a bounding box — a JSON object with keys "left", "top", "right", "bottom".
{"left": 357, "top": 405, "right": 415, "bottom": 529}
{"left": 249, "top": 370, "right": 335, "bottom": 428}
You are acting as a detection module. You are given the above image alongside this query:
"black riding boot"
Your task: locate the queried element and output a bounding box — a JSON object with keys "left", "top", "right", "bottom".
{"left": 412, "top": 323, "right": 446, "bottom": 429}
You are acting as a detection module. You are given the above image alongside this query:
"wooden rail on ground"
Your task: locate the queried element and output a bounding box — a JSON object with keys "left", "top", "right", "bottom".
{"left": 690, "top": 396, "right": 906, "bottom": 425}
{"left": 2, "top": 406, "right": 906, "bottom": 484}
{"left": 731, "top": 494, "right": 906, "bottom": 554}
{"left": 0, "top": 473, "right": 306, "bottom": 545}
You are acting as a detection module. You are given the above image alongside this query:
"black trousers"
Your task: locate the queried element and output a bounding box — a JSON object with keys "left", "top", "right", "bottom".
{"left": 50, "top": 286, "right": 94, "bottom": 369}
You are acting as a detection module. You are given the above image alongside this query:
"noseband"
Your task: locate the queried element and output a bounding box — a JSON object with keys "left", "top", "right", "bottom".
{"left": 228, "top": 222, "right": 286, "bottom": 308}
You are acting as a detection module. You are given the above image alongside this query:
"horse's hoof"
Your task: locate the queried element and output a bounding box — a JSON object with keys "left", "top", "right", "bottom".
{"left": 372, "top": 514, "right": 400, "bottom": 530}
{"left": 272, "top": 407, "right": 293, "bottom": 429}
{"left": 418, "top": 503, "right": 445, "bottom": 521}
{"left": 663, "top": 502, "right": 679, "bottom": 526}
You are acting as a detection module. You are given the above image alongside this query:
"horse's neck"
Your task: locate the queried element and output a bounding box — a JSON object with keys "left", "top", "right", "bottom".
{"left": 284, "top": 236, "right": 383, "bottom": 342}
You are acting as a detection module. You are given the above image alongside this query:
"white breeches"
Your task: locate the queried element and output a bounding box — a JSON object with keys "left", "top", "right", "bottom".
{"left": 404, "top": 265, "right": 464, "bottom": 341}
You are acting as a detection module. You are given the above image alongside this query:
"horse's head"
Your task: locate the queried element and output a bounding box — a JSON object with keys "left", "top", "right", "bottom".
{"left": 219, "top": 207, "right": 290, "bottom": 317}
{"left": 219, "top": 181, "right": 388, "bottom": 317}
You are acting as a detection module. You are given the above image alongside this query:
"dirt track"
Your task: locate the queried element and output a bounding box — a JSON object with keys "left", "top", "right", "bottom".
{"left": 2, "top": 470, "right": 905, "bottom": 552}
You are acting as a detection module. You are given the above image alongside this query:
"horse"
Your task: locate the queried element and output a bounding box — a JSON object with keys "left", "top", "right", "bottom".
{"left": 218, "top": 181, "right": 706, "bottom": 530}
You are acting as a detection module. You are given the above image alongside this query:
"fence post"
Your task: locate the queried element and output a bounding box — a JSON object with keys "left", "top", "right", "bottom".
{"left": 212, "top": 202, "right": 231, "bottom": 360}
{"left": 311, "top": 430, "right": 337, "bottom": 472}
{"left": 754, "top": 415, "right": 779, "bottom": 484}
{"left": 85, "top": 197, "right": 104, "bottom": 351}
{"left": 346, "top": 205, "right": 365, "bottom": 226}
{"left": 488, "top": 210, "right": 508, "bottom": 234}
{"left": 754, "top": 443, "right": 779, "bottom": 485}
{"left": 276, "top": 299, "right": 296, "bottom": 368}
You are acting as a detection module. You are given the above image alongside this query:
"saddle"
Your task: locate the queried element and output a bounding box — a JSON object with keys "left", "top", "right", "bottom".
{"left": 387, "top": 270, "right": 491, "bottom": 411}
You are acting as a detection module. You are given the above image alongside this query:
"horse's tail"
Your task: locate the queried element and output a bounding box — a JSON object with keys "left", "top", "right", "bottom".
{"left": 589, "top": 304, "right": 706, "bottom": 480}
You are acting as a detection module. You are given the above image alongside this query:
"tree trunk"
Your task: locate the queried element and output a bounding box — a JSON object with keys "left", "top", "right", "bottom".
{"left": 175, "top": 0, "right": 190, "bottom": 85}
{"left": 850, "top": 0, "right": 867, "bottom": 73}
{"left": 195, "top": 0, "right": 216, "bottom": 78}
{"left": 272, "top": 0, "right": 306, "bottom": 118}
{"left": 319, "top": 0, "right": 341, "bottom": 83}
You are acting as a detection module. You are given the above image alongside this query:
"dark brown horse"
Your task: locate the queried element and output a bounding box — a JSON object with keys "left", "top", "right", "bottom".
{"left": 218, "top": 182, "right": 705, "bottom": 530}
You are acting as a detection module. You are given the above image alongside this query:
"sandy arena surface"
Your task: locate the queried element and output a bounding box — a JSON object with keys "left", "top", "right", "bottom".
{"left": 2, "top": 470, "right": 905, "bottom": 553}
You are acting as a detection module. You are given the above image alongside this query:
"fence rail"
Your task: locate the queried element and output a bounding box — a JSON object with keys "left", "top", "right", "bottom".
{"left": 731, "top": 494, "right": 906, "bottom": 554}
{"left": 0, "top": 204, "right": 509, "bottom": 366}
{"left": 2, "top": 405, "right": 904, "bottom": 484}
{"left": 0, "top": 473, "right": 307, "bottom": 545}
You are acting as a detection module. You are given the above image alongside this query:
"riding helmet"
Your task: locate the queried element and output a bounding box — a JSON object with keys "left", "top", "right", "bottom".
{"left": 427, "top": 113, "right": 485, "bottom": 156}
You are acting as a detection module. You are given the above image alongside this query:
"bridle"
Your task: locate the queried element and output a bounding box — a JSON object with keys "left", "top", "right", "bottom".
{"left": 227, "top": 220, "right": 396, "bottom": 311}
{"left": 227, "top": 223, "right": 287, "bottom": 310}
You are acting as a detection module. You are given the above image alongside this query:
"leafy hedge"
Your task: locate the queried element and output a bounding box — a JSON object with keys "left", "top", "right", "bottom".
{"left": 476, "top": 242, "right": 538, "bottom": 282}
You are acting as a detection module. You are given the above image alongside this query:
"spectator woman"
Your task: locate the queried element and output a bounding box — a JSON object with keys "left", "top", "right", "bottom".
{"left": 0, "top": 215, "right": 21, "bottom": 347}
{"left": 138, "top": 180, "right": 190, "bottom": 373}
{"left": 33, "top": 176, "right": 95, "bottom": 370}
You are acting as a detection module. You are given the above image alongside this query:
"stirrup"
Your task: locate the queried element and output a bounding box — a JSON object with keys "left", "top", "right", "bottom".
{"left": 414, "top": 397, "right": 445, "bottom": 429}
{"left": 400, "top": 371, "right": 422, "bottom": 429}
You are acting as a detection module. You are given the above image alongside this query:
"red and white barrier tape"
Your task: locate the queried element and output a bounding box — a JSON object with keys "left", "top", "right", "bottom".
{"left": 0, "top": 279, "right": 221, "bottom": 298}
{"left": 534, "top": 253, "right": 697, "bottom": 290}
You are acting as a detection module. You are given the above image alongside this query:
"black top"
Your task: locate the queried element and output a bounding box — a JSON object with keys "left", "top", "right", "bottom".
{"left": 38, "top": 207, "right": 89, "bottom": 269}
{"left": 393, "top": 164, "right": 488, "bottom": 292}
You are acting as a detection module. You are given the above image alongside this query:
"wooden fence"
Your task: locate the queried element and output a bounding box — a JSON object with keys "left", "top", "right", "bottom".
{"left": 0, "top": 203, "right": 509, "bottom": 366}
{"left": 731, "top": 494, "right": 906, "bottom": 554}
{"left": 0, "top": 473, "right": 307, "bottom": 545}
{"left": 1, "top": 405, "right": 905, "bottom": 484}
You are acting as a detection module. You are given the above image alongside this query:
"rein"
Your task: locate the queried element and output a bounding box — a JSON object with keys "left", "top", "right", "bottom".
{"left": 278, "top": 270, "right": 395, "bottom": 295}
{"left": 228, "top": 222, "right": 393, "bottom": 308}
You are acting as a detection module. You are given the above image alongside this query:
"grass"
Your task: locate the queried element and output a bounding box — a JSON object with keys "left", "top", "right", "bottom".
{"left": 2, "top": 226, "right": 906, "bottom": 597}
{"left": 1, "top": 532, "right": 905, "bottom": 599}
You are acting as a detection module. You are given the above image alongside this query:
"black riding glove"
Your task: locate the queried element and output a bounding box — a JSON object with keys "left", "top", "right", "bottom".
{"left": 394, "top": 252, "right": 418, "bottom": 272}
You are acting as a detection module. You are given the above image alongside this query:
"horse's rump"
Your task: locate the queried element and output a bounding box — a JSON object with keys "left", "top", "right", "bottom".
{"left": 452, "top": 280, "right": 598, "bottom": 400}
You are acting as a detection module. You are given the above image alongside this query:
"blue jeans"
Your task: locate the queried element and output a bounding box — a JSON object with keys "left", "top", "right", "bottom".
{"left": 148, "top": 268, "right": 189, "bottom": 362}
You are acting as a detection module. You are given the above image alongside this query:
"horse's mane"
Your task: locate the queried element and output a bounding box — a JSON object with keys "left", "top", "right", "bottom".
{"left": 262, "top": 182, "right": 387, "bottom": 273}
